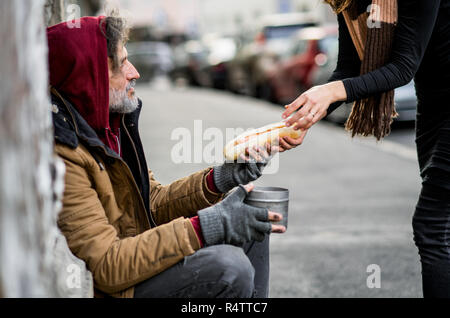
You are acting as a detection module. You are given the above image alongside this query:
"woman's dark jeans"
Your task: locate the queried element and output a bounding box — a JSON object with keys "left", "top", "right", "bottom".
{"left": 413, "top": 173, "right": 450, "bottom": 298}
{"left": 133, "top": 235, "right": 270, "bottom": 298}
{"left": 413, "top": 114, "right": 450, "bottom": 298}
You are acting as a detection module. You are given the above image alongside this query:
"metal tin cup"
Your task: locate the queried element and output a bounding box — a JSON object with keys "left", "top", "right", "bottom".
{"left": 244, "top": 186, "right": 289, "bottom": 230}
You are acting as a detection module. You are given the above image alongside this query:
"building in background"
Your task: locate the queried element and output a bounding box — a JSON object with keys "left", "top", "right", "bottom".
{"left": 192, "top": 0, "right": 335, "bottom": 36}
{"left": 117, "top": 0, "right": 336, "bottom": 37}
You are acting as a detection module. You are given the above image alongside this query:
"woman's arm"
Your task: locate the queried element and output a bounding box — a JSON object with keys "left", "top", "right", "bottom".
{"left": 327, "top": 13, "right": 362, "bottom": 114}
{"left": 277, "top": 13, "right": 357, "bottom": 152}
{"left": 343, "top": 0, "right": 441, "bottom": 103}
{"left": 283, "top": 0, "right": 442, "bottom": 131}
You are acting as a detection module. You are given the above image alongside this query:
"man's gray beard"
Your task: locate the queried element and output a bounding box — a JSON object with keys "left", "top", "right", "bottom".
{"left": 109, "top": 83, "right": 139, "bottom": 114}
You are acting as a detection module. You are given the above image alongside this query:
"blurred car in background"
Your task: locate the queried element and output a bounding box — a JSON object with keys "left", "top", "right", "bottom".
{"left": 393, "top": 81, "right": 418, "bottom": 121}
{"left": 261, "top": 25, "right": 338, "bottom": 104}
{"left": 227, "top": 12, "right": 318, "bottom": 96}
{"left": 127, "top": 41, "right": 175, "bottom": 82}
{"left": 170, "top": 40, "right": 211, "bottom": 87}
{"left": 202, "top": 35, "right": 237, "bottom": 89}
{"left": 170, "top": 36, "right": 237, "bottom": 89}
{"left": 325, "top": 81, "right": 418, "bottom": 123}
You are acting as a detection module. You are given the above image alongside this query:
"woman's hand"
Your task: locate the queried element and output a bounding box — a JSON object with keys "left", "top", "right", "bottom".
{"left": 282, "top": 81, "right": 347, "bottom": 130}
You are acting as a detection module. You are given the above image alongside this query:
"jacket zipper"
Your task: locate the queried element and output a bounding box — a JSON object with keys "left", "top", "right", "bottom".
{"left": 115, "top": 134, "right": 121, "bottom": 157}
{"left": 54, "top": 89, "right": 156, "bottom": 229}
{"left": 121, "top": 116, "right": 157, "bottom": 228}
{"left": 122, "top": 116, "right": 142, "bottom": 176}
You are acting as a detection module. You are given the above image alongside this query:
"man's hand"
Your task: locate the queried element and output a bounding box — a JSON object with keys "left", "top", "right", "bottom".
{"left": 278, "top": 129, "right": 308, "bottom": 152}
{"left": 197, "top": 183, "right": 286, "bottom": 246}
{"left": 213, "top": 143, "right": 277, "bottom": 193}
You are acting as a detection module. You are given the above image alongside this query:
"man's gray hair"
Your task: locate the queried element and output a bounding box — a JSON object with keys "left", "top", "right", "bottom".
{"left": 100, "top": 9, "right": 130, "bottom": 73}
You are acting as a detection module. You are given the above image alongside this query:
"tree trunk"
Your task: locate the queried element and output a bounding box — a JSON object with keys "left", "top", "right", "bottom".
{"left": 44, "top": 0, "right": 66, "bottom": 27}
{"left": 0, "top": 0, "right": 93, "bottom": 297}
{"left": 44, "top": 0, "right": 104, "bottom": 27}
{"left": 79, "top": 0, "right": 103, "bottom": 16}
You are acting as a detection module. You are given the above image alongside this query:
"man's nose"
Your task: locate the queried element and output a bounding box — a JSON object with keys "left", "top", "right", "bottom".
{"left": 126, "top": 62, "right": 140, "bottom": 80}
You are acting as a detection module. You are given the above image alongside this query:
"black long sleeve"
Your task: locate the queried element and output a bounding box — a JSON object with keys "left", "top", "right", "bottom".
{"left": 327, "top": 13, "right": 362, "bottom": 113}
{"left": 327, "top": 0, "right": 447, "bottom": 114}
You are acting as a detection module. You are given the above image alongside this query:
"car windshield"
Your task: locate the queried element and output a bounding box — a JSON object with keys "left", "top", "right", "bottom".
{"left": 281, "top": 39, "right": 308, "bottom": 60}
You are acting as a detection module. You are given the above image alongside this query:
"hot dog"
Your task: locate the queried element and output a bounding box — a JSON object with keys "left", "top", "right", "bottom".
{"left": 224, "top": 121, "right": 302, "bottom": 161}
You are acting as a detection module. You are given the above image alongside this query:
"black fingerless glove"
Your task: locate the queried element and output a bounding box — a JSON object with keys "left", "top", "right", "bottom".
{"left": 213, "top": 145, "right": 274, "bottom": 193}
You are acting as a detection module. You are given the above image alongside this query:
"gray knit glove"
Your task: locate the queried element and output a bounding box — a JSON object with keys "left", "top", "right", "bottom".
{"left": 214, "top": 146, "right": 272, "bottom": 193}
{"left": 197, "top": 185, "right": 271, "bottom": 246}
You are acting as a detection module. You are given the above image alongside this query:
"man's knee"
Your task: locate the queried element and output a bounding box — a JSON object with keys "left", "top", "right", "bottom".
{"left": 199, "top": 245, "right": 255, "bottom": 297}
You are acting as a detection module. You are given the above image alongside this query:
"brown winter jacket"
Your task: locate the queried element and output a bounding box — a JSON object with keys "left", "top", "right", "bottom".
{"left": 51, "top": 92, "right": 223, "bottom": 298}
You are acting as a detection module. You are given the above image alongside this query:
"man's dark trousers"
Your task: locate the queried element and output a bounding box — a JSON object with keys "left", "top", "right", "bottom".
{"left": 134, "top": 235, "right": 270, "bottom": 298}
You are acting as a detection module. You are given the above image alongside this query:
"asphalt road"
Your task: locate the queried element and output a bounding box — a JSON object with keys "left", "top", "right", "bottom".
{"left": 137, "top": 81, "right": 422, "bottom": 298}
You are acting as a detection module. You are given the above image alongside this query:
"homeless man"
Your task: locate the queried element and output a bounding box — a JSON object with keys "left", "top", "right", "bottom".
{"left": 47, "top": 15, "right": 288, "bottom": 298}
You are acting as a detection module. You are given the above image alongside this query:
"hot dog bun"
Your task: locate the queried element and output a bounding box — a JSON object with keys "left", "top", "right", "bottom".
{"left": 224, "top": 121, "right": 302, "bottom": 161}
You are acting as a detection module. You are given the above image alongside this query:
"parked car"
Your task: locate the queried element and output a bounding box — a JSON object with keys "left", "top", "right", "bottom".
{"left": 203, "top": 36, "right": 237, "bottom": 90}
{"left": 126, "top": 41, "right": 175, "bottom": 82}
{"left": 170, "top": 40, "right": 211, "bottom": 87}
{"left": 392, "top": 80, "right": 418, "bottom": 121}
{"left": 227, "top": 13, "right": 318, "bottom": 97}
{"left": 262, "top": 25, "right": 338, "bottom": 104}
{"left": 170, "top": 36, "right": 238, "bottom": 89}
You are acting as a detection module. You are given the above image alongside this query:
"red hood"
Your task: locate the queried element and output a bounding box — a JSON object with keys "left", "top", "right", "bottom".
{"left": 47, "top": 16, "right": 121, "bottom": 155}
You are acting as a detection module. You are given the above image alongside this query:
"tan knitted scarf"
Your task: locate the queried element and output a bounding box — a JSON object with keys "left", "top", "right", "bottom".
{"left": 342, "top": 0, "right": 398, "bottom": 140}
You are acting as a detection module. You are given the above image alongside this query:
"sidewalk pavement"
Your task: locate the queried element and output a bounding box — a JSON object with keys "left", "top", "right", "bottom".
{"left": 137, "top": 85, "right": 422, "bottom": 298}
